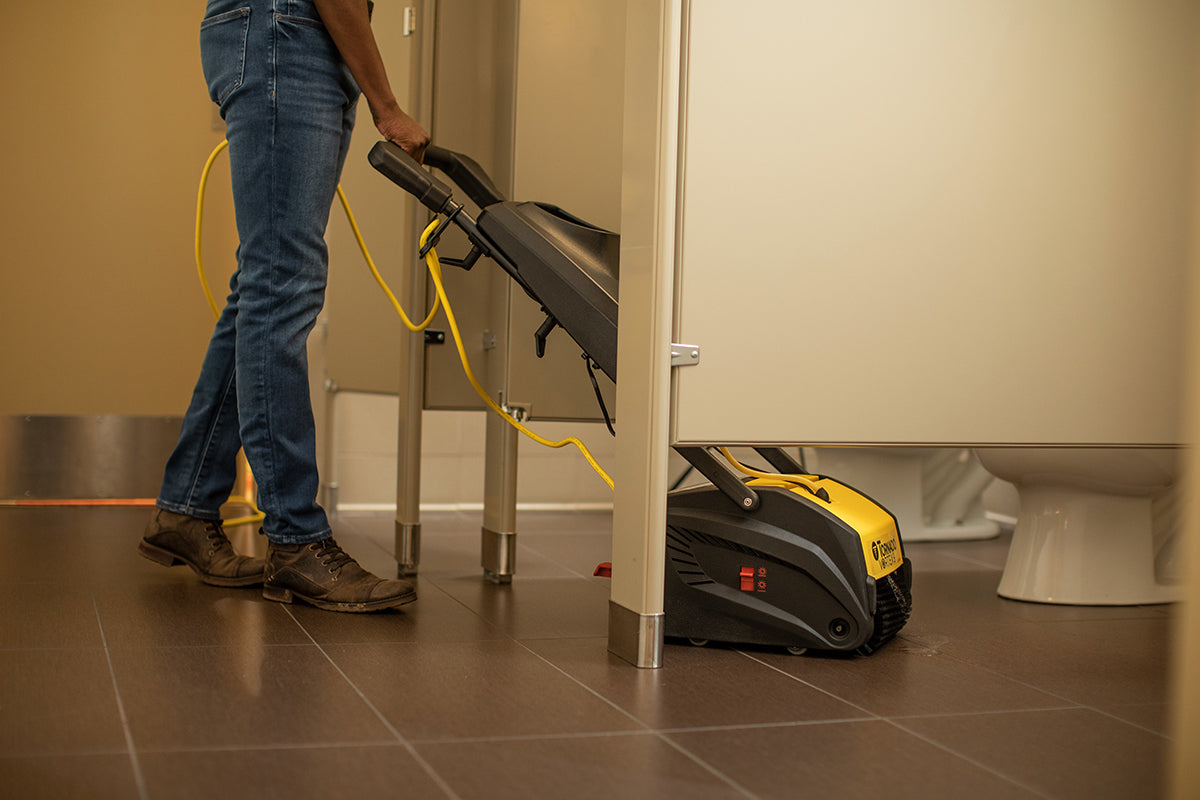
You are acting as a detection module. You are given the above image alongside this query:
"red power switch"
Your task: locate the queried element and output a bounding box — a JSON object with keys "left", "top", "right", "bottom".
{"left": 739, "top": 566, "right": 755, "bottom": 592}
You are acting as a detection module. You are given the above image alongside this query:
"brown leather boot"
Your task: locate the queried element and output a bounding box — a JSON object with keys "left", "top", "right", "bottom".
{"left": 138, "top": 508, "right": 266, "bottom": 587}
{"left": 262, "top": 537, "right": 416, "bottom": 612}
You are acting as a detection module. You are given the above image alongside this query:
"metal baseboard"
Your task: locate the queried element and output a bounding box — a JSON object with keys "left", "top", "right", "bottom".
{"left": 0, "top": 415, "right": 181, "bottom": 500}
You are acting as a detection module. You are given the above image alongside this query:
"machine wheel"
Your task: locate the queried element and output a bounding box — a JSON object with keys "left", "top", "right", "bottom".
{"left": 786, "top": 645, "right": 808, "bottom": 656}
{"left": 688, "top": 638, "right": 710, "bottom": 647}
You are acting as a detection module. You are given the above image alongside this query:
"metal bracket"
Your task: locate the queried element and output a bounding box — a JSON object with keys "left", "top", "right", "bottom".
{"left": 496, "top": 391, "right": 530, "bottom": 422}
{"left": 424, "top": 330, "right": 446, "bottom": 345}
{"left": 502, "top": 402, "right": 531, "bottom": 422}
{"left": 674, "top": 446, "right": 760, "bottom": 511}
{"left": 671, "top": 343, "right": 701, "bottom": 367}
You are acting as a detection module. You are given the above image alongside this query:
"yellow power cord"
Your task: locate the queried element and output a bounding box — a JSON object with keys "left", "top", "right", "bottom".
{"left": 195, "top": 139, "right": 614, "bottom": 508}
{"left": 418, "top": 221, "right": 614, "bottom": 490}
{"left": 337, "top": 184, "right": 442, "bottom": 332}
{"left": 716, "top": 447, "right": 827, "bottom": 500}
{"left": 194, "top": 140, "right": 226, "bottom": 318}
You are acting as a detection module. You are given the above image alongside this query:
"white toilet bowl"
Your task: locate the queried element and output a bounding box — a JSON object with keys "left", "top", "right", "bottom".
{"left": 806, "top": 448, "right": 1001, "bottom": 542}
{"left": 974, "top": 447, "right": 1180, "bottom": 605}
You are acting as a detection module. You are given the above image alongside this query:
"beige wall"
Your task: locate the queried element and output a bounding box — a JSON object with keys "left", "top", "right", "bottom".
{"left": 0, "top": 4, "right": 237, "bottom": 416}
{"left": 331, "top": 394, "right": 617, "bottom": 509}
{"left": 323, "top": 1, "right": 423, "bottom": 396}
{"left": 1168, "top": 22, "right": 1200, "bottom": 799}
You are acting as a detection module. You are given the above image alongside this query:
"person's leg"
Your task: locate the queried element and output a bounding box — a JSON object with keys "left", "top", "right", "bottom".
{"left": 155, "top": 281, "right": 242, "bottom": 522}
{"left": 143, "top": 267, "right": 263, "bottom": 587}
{"left": 140, "top": 1, "right": 265, "bottom": 587}
{"left": 227, "top": 7, "right": 352, "bottom": 546}
{"left": 226, "top": 1, "right": 414, "bottom": 610}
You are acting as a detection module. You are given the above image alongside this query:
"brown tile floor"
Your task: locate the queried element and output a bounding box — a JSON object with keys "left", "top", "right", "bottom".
{"left": 0, "top": 506, "right": 1174, "bottom": 799}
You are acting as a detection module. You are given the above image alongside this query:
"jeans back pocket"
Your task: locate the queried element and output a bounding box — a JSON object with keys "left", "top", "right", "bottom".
{"left": 200, "top": 7, "right": 251, "bottom": 107}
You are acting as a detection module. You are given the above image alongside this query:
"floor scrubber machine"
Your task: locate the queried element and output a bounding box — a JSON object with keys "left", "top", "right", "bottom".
{"left": 369, "top": 142, "right": 913, "bottom": 655}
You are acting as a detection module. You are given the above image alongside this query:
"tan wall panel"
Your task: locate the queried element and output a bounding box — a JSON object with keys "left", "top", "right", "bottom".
{"left": 672, "top": 0, "right": 1198, "bottom": 446}
{"left": 0, "top": 3, "right": 235, "bottom": 415}
{"left": 422, "top": 0, "right": 519, "bottom": 410}
{"left": 324, "top": 1, "right": 424, "bottom": 395}
{"left": 505, "top": 0, "right": 624, "bottom": 419}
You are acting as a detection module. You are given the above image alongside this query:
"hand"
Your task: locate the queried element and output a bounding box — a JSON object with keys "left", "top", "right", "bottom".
{"left": 374, "top": 105, "right": 430, "bottom": 164}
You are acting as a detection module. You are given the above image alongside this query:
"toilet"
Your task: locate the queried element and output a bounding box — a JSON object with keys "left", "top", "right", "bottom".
{"left": 806, "top": 448, "right": 1002, "bottom": 543}
{"left": 974, "top": 447, "right": 1181, "bottom": 605}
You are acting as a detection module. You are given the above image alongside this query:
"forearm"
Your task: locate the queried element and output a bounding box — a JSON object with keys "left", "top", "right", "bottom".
{"left": 312, "top": 0, "right": 429, "bottom": 158}
{"left": 312, "top": 0, "right": 397, "bottom": 117}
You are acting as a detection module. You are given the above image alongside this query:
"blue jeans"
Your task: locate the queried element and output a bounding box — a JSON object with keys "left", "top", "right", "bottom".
{"left": 157, "top": 0, "right": 359, "bottom": 544}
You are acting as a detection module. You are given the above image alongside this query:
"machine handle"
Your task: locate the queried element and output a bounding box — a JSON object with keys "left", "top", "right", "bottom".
{"left": 424, "top": 145, "right": 507, "bottom": 208}
{"left": 368, "top": 141, "right": 455, "bottom": 214}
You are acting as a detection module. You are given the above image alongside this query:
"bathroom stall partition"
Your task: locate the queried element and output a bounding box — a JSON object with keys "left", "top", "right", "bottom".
{"left": 610, "top": 1, "right": 1198, "bottom": 664}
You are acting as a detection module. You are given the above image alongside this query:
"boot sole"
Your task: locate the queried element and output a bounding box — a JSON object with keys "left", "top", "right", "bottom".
{"left": 137, "top": 540, "right": 265, "bottom": 588}
{"left": 263, "top": 583, "right": 417, "bottom": 612}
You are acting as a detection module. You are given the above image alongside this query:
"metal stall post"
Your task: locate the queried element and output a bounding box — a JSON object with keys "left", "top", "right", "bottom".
{"left": 481, "top": 402, "right": 520, "bottom": 583}
{"left": 393, "top": 0, "right": 439, "bottom": 577}
{"left": 606, "top": 0, "right": 685, "bottom": 668}
{"left": 394, "top": 302, "right": 425, "bottom": 576}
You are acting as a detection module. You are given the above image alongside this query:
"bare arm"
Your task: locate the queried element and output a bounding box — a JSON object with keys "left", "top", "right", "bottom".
{"left": 313, "top": 0, "right": 430, "bottom": 161}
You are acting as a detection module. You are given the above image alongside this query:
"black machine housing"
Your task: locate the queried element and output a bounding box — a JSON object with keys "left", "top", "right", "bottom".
{"left": 665, "top": 472, "right": 913, "bottom": 655}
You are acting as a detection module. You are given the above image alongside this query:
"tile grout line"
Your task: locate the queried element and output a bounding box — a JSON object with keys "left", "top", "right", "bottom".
{"left": 510, "top": 541, "right": 598, "bottom": 580}
{"left": 884, "top": 705, "right": 1083, "bottom": 722}
{"left": 512, "top": 639, "right": 764, "bottom": 800}
{"left": 131, "top": 739, "right": 406, "bottom": 754}
{"left": 280, "top": 537, "right": 756, "bottom": 800}
{"left": 408, "top": 729, "right": 660, "bottom": 746}
{"left": 737, "top": 649, "right": 1055, "bottom": 799}
{"left": 653, "top": 734, "right": 766, "bottom": 800}
{"left": 91, "top": 597, "right": 149, "bottom": 800}
{"left": 0, "top": 747, "right": 132, "bottom": 760}
{"left": 734, "top": 650, "right": 880, "bottom": 719}
{"left": 936, "top": 652, "right": 1175, "bottom": 740}
{"left": 1087, "top": 706, "right": 1173, "bottom": 739}
{"left": 883, "top": 718, "right": 1057, "bottom": 800}
{"left": 279, "top": 605, "right": 464, "bottom": 800}
{"left": 404, "top": 718, "right": 883, "bottom": 745}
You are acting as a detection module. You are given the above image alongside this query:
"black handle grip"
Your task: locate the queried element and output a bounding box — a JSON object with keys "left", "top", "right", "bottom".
{"left": 368, "top": 141, "right": 454, "bottom": 213}
{"left": 423, "top": 145, "right": 507, "bottom": 208}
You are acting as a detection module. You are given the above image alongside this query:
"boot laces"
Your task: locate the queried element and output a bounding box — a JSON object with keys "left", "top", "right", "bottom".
{"left": 310, "top": 538, "right": 356, "bottom": 575}
{"left": 203, "top": 520, "right": 233, "bottom": 554}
